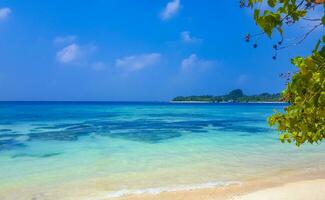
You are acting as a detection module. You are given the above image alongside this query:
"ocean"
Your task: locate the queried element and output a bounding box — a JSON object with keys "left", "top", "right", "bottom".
{"left": 0, "top": 102, "right": 324, "bottom": 199}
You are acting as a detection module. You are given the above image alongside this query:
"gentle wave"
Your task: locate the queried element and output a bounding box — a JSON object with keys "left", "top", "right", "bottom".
{"left": 105, "top": 181, "right": 241, "bottom": 198}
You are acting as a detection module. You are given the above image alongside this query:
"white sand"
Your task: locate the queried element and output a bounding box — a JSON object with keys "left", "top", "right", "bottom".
{"left": 231, "top": 179, "right": 325, "bottom": 200}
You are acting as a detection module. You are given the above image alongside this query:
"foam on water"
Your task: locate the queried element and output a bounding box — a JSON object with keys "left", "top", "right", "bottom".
{"left": 105, "top": 181, "right": 241, "bottom": 198}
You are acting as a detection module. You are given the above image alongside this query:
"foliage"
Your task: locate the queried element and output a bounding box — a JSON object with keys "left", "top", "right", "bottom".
{"left": 268, "top": 46, "right": 325, "bottom": 146}
{"left": 228, "top": 89, "right": 244, "bottom": 99}
{"left": 244, "top": 0, "right": 323, "bottom": 36}
{"left": 242, "top": 0, "right": 325, "bottom": 145}
{"left": 172, "top": 89, "right": 282, "bottom": 102}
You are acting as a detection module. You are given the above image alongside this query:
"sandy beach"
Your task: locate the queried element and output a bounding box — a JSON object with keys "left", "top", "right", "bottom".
{"left": 0, "top": 164, "right": 324, "bottom": 200}
{"left": 112, "top": 179, "right": 325, "bottom": 200}
{"left": 233, "top": 179, "right": 325, "bottom": 200}
{"left": 112, "top": 171, "right": 325, "bottom": 200}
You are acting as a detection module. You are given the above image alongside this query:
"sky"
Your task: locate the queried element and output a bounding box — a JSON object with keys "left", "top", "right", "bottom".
{"left": 0, "top": 0, "right": 323, "bottom": 101}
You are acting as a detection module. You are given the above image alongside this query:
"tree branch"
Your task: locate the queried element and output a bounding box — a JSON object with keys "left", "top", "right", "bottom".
{"left": 302, "top": 17, "right": 322, "bottom": 21}
{"left": 277, "top": 23, "right": 322, "bottom": 50}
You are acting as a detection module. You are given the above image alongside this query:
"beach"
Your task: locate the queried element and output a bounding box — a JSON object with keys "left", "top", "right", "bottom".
{"left": 113, "top": 180, "right": 325, "bottom": 200}
{"left": 112, "top": 170, "right": 325, "bottom": 200}
{"left": 235, "top": 179, "right": 325, "bottom": 200}
{"left": 1, "top": 175, "right": 324, "bottom": 200}
{"left": 1, "top": 168, "right": 324, "bottom": 200}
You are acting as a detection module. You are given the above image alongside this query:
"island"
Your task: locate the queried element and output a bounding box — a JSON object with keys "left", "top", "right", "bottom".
{"left": 172, "top": 89, "right": 282, "bottom": 103}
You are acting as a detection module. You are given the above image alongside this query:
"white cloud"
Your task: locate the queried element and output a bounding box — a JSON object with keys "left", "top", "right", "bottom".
{"left": 0, "top": 7, "right": 11, "bottom": 20}
{"left": 56, "top": 42, "right": 97, "bottom": 65}
{"left": 116, "top": 53, "right": 161, "bottom": 72}
{"left": 181, "top": 31, "right": 201, "bottom": 43}
{"left": 54, "top": 35, "right": 77, "bottom": 45}
{"left": 181, "top": 54, "right": 198, "bottom": 70}
{"left": 56, "top": 43, "right": 80, "bottom": 64}
{"left": 54, "top": 35, "right": 98, "bottom": 68}
{"left": 181, "top": 54, "right": 216, "bottom": 72}
{"left": 160, "top": 0, "right": 180, "bottom": 20}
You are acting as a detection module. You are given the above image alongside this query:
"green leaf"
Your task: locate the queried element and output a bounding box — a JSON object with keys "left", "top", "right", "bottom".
{"left": 254, "top": 9, "right": 260, "bottom": 20}
{"left": 270, "top": 50, "right": 325, "bottom": 146}
{"left": 267, "top": 0, "right": 277, "bottom": 7}
{"left": 313, "top": 40, "right": 321, "bottom": 53}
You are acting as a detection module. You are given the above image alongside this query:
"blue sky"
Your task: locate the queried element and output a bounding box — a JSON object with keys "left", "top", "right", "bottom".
{"left": 0, "top": 0, "right": 323, "bottom": 101}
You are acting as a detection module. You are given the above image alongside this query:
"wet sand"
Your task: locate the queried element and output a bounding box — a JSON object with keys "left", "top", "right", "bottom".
{"left": 113, "top": 170, "right": 325, "bottom": 200}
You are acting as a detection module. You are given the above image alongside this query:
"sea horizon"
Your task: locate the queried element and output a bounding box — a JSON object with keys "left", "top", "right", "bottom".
{"left": 0, "top": 100, "right": 288, "bottom": 104}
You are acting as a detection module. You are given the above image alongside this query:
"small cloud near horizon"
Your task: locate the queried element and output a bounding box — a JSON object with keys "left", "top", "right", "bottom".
{"left": 160, "top": 0, "right": 181, "bottom": 20}
{"left": 56, "top": 43, "right": 80, "bottom": 64}
{"left": 116, "top": 53, "right": 161, "bottom": 72}
{"left": 181, "top": 54, "right": 216, "bottom": 72}
{"left": 181, "top": 31, "right": 201, "bottom": 43}
{"left": 54, "top": 36, "right": 103, "bottom": 70}
{"left": 0, "top": 7, "right": 12, "bottom": 20}
{"left": 56, "top": 42, "right": 97, "bottom": 65}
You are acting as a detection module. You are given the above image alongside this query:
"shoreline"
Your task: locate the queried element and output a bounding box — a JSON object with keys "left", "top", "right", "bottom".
{"left": 0, "top": 167, "right": 324, "bottom": 200}
{"left": 111, "top": 179, "right": 325, "bottom": 200}
{"left": 170, "top": 101, "right": 286, "bottom": 104}
{"left": 109, "top": 169, "right": 325, "bottom": 200}
{"left": 111, "top": 180, "right": 325, "bottom": 200}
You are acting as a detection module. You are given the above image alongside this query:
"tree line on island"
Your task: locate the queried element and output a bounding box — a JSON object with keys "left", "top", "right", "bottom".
{"left": 172, "top": 89, "right": 282, "bottom": 103}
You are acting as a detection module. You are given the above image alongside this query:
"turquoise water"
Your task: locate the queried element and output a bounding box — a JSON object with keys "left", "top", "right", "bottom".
{"left": 0, "top": 102, "right": 324, "bottom": 199}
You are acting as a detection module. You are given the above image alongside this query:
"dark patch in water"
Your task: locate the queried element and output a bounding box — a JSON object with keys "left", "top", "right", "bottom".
{"left": 33, "top": 123, "right": 82, "bottom": 130}
{"left": 0, "top": 121, "right": 13, "bottom": 125}
{"left": 27, "top": 118, "right": 268, "bottom": 142}
{"left": 0, "top": 133, "right": 24, "bottom": 138}
{"left": 65, "top": 124, "right": 94, "bottom": 130}
{"left": 12, "top": 152, "right": 61, "bottom": 158}
{"left": 0, "top": 129, "right": 12, "bottom": 132}
{"left": 29, "top": 129, "right": 90, "bottom": 141}
{"left": 108, "top": 130, "right": 182, "bottom": 143}
{"left": 239, "top": 134, "right": 250, "bottom": 136}
{"left": 0, "top": 116, "right": 270, "bottom": 150}
{"left": 0, "top": 139, "right": 26, "bottom": 151}
{"left": 40, "top": 152, "right": 61, "bottom": 158}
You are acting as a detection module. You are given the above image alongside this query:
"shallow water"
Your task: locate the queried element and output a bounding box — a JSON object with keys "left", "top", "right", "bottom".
{"left": 0, "top": 102, "right": 324, "bottom": 199}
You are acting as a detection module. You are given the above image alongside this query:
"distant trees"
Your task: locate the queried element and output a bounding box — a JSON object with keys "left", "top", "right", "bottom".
{"left": 173, "top": 95, "right": 215, "bottom": 102}
{"left": 228, "top": 89, "right": 244, "bottom": 99}
{"left": 241, "top": 0, "right": 324, "bottom": 146}
{"left": 172, "top": 89, "right": 281, "bottom": 102}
